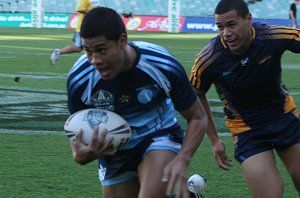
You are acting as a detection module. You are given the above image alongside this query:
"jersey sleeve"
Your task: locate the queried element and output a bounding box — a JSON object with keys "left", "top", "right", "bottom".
{"left": 259, "top": 24, "right": 300, "bottom": 53}
{"left": 66, "top": 54, "right": 94, "bottom": 114}
{"left": 165, "top": 58, "right": 198, "bottom": 111}
{"left": 134, "top": 41, "right": 198, "bottom": 111}
{"left": 76, "top": 0, "right": 87, "bottom": 12}
{"left": 190, "top": 39, "right": 219, "bottom": 94}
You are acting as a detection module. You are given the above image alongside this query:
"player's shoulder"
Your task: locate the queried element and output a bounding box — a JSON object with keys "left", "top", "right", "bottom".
{"left": 253, "top": 22, "right": 298, "bottom": 40}
{"left": 130, "top": 41, "right": 172, "bottom": 56}
{"left": 200, "top": 35, "right": 223, "bottom": 54}
{"left": 130, "top": 41, "right": 186, "bottom": 79}
{"left": 131, "top": 41, "right": 180, "bottom": 68}
{"left": 67, "top": 54, "right": 95, "bottom": 80}
{"left": 67, "top": 54, "right": 96, "bottom": 97}
{"left": 76, "top": 0, "right": 85, "bottom": 7}
{"left": 195, "top": 35, "right": 224, "bottom": 68}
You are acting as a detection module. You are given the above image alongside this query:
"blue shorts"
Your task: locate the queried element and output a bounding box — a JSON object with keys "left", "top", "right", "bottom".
{"left": 234, "top": 113, "right": 300, "bottom": 163}
{"left": 73, "top": 32, "right": 82, "bottom": 48}
{"left": 98, "top": 125, "right": 183, "bottom": 186}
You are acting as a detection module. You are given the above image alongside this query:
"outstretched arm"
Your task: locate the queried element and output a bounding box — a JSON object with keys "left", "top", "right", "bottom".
{"left": 162, "top": 97, "right": 208, "bottom": 197}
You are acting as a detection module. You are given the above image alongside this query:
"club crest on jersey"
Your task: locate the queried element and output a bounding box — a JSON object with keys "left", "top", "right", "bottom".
{"left": 91, "top": 90, "right": 115, "bottom": 111}
{"left": 83, "top": 110, "right": 108, "bottom": 129}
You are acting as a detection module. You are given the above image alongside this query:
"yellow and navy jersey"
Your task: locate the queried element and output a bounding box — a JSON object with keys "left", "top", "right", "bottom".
{"left": 67, "top": 41, "right": 197, "bottom": 149}
{"left": 75, "top": 0, "right": 100, "bottom": 32}
{"left": 190, "top": 22, "right": 300, "bottom": 135}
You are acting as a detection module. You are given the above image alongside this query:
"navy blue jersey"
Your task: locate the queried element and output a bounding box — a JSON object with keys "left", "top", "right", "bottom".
{"left": 67, "top": 41, "right": 197, "bottom": 149}
{"left": 190, "top": 23, "right": 300, "bottom": 135}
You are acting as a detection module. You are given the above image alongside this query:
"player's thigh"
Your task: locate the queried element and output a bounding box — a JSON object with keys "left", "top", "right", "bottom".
{"left": 242, "top": 150, "right": 283, "bottom": 198}
{"left": 138, "top": 150, "right": 177, "bottom": 198}
{"left": 102, "top": 177, "right": 139, "bottom": 198}
{"left": 277, "top": 142, "right": 300, "bottom": 188}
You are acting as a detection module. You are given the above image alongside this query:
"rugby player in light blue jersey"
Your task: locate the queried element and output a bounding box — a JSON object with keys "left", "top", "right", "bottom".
{"left": 66, "top": 7, "right": 209, "bottom": 198}
{"left": 190, "top": 0, "right": 300, "bottom": 197}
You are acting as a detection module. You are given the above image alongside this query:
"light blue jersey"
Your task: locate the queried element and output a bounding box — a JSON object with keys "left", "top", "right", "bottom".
{"left": 67, "top": 41, "right": 197, "bottom": 149}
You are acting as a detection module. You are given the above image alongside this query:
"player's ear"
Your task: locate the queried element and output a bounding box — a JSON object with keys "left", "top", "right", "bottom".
{"left": 245, "top": 13, "right": 252, "bottom": 24}
{"left": 118, "top": 33, "right": 127, "bottom": 49}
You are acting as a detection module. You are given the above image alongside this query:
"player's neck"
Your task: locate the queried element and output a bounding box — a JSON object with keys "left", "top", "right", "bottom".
{"left": 123, "top": 44, "right": 137, "bottom": 72}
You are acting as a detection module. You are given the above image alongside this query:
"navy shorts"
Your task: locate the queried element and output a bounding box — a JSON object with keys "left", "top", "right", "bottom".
{"left": 98, "top": 125, "right": 183, "bottom": 186}
{"left": 234, "top": 113, "right": 300, "bottom": 163}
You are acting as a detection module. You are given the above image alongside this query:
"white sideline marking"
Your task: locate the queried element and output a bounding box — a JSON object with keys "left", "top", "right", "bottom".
{"left": 0, "top": 73, "right": 67, "bottom": 79}
{"left": 0, "top": 56, "right": 16, "bottom": 58}
{"left": 0, "top": 129, "right": 65, "bottom": 136}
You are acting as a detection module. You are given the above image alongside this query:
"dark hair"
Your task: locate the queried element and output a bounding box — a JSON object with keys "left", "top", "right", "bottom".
{"left": 214, "top": 0, "right": 249, "bottom": 18}
{"left": 80, "top": 7, "right": 127, "bottom": 41}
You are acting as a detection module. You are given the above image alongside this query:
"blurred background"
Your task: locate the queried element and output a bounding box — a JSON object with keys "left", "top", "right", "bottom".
{"left": 0, "top": 0, "right": 293, "bottom": 19}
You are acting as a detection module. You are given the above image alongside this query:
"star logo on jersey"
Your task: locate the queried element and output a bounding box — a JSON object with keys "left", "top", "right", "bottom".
{"left": 119, "top": 94, "right": 130, "bottom": 103}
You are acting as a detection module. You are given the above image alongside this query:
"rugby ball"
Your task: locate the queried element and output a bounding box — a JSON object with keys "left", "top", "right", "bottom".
{"left": 64, "top": 109, "right": 131, "bottom": 150}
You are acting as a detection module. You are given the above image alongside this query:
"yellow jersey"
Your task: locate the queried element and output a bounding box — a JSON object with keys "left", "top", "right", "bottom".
{"left": 75, "top": 0, "right": 100, "bottom": 32}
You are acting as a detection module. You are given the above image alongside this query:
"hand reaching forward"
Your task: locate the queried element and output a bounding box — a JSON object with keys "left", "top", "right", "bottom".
{"left": 162, "top": 155, "right": 190, "bottom": 198}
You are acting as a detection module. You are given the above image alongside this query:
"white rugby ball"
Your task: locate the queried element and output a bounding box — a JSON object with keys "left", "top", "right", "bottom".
{"left": 64, "top": 109, "right": 131, "bottom": 150}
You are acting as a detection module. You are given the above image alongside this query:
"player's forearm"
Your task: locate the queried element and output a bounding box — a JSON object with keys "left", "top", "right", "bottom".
{"left": 179, "top": 116, "right": 207, "bottom": 164}
{"left": 206, "top": 112, "right": 220, "bottom": 144}
{"left": 198, "top": 94, "right": 220, "bottom": 144}
{"left": 178, "top": 98, "right": 208, "bottom": 164}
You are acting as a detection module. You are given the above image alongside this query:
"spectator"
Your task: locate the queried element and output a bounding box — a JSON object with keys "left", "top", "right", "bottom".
{"left": 289, "top": 0, "right": 299, "bottom": 28}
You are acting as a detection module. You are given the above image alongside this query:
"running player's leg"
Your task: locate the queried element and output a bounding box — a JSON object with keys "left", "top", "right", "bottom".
{"left": 138, "top": 150, "right": 178, "bottom": 198}
{"left": 234, "top": 130, "right": 284, "bottom": 198}
{"left": 275, "top": 113, "right": 300, "bottom": 194}
{"left": 242, "top": 150, "right": 283, "bottom": 198}
{"left": 277, "top": 142, "right": 300, "bottom": 194}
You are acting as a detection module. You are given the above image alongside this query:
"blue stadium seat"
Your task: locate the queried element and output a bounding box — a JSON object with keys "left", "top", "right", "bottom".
{"left": 0, "top": 0, "right": 292, "bottom": 19}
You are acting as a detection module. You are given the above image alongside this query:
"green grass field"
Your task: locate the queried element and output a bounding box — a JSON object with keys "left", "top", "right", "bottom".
{"left": 0, "top": 27, "right": 299, "bottom": 198}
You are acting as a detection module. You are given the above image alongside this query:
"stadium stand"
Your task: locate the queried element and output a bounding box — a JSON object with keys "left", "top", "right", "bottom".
{"left": 0, "top": 0, "right": 292, "bottom": 19}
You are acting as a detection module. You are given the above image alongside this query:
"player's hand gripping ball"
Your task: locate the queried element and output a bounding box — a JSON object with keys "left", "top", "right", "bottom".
{"left": 64, "top": 109, "right": 132, "bottom": 150}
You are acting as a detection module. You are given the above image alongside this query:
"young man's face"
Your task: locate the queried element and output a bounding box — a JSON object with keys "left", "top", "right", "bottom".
{"left": 215, "top": 10, "right": 253, "bottom": 55}
{"left": 82, "top": 34, "right": 127, "bottom": 81}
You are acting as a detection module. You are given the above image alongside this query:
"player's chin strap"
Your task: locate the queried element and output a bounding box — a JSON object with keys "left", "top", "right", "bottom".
{"left": 138, "top": 60, "right": 171, "bottom": 97}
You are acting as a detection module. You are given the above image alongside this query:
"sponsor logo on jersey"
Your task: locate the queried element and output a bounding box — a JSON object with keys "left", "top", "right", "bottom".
{"left": 258, "top": 55, "right": 271, "bottom": 64}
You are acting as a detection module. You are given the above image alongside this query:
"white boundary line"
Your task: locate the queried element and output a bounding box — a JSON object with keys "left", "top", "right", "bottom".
{"left": 0, "top": 129, "right": 65, "bottom": 136}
